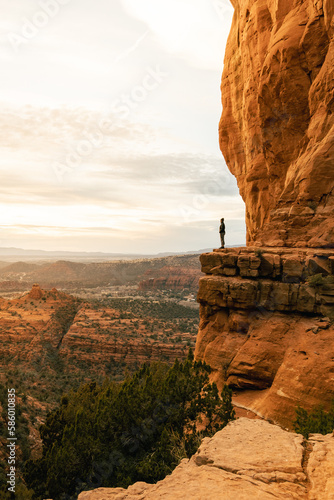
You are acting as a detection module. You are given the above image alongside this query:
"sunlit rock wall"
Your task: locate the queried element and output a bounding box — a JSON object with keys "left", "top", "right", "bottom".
{"left": 219, "top": 0, "right": 334, "bottom": 247}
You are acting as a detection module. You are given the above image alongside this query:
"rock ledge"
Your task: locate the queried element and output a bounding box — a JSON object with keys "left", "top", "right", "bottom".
{"left": 78, "top": 418, "right": 334, "bottom": 500}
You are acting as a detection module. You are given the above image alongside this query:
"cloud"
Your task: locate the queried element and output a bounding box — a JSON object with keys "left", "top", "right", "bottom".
{"left": 94, "top": 154, "right": 239, "bottom": 197}
{"left": 114, "top": 30, "right": 150, "bottom": 63}
{"left": 0, "top": 217, "right": 245, "bottom": 254}
{"left": 120, "top": 0, "right": 233, "bottom": 70}
{"left": 0, "top": 1, "right": 244, "bottom": 253}
{"left": 0, "top": 103, "right": 245, "bottom": 253}
{"left": 0, "top": 105, "right": 134, "bottom": 151}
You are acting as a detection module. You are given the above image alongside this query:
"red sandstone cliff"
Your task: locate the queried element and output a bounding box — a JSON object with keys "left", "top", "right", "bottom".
{"left": 195, "top": 0, "right": 334, "bottom": 427}
{"left": 195, "top": 247, "right": 334, "bottom": 426}
{"left": 220, "top": 0, "right": 334, "bottom": 247}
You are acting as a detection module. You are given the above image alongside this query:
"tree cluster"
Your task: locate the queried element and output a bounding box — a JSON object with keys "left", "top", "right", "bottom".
{"left": 294, "top": 401, "right": 334, "bottom": 438}
{"left": 24, "top": 351, "right": 235, "bottom": 499}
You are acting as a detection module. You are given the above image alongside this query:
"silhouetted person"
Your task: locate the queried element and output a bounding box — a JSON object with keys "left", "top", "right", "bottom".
{"left": 219, "top": 218, "right": 225, "bottom": 248}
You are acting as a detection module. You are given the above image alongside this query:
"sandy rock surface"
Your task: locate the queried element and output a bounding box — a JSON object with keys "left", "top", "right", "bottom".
{"left": 308, "top": 433, "right": 334, "bottom": 500}
{"left": 78, "top": 418, "right": 334, "bottom": 500}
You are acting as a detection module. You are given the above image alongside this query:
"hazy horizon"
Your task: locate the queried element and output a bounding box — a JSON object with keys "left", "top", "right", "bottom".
{"left": 1, "top": 0, "right": 246, "bottom": 253}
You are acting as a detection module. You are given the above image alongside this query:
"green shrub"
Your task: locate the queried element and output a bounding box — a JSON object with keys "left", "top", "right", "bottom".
{"left": 308, "top": 273, "right": 324, "bottom": 287}
{"left": 293, "top": 401, "right": 334, "bottom": 438}
{"left": 307, "top": 201, "right": 318, "bottom": 211}
{"left": 308, "top": 274, "right": 334, "bottom": 289}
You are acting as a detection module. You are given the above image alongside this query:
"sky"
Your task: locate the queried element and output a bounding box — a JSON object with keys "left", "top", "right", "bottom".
{"left": 0, "top": 0, "right": 245, "bottom": 254}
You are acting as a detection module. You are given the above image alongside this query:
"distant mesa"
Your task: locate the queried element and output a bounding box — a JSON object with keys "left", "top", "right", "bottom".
{"left": 0, "top": 261, "right": 39, "bottom": 274}
{"left": 0, "top": 255, "right": 203, "bottom": 292}
{"left": 0, "top": 246, "right": 214, "bottom": 261}
{"left": 138, "top": 266, "right": 202, "bottom": 291}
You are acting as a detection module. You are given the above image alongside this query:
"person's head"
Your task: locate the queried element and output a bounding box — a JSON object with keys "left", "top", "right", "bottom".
{"left": 220, "top": 218, "right": 224, "bottom": 223}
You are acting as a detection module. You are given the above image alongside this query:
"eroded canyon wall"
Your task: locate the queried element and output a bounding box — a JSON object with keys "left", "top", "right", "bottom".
{"left": 220, "top": 0, "right": 334, "bottom": 247}
{"left": 195, "top": 247, "right": 334, "bottom": 426}
{"left": 195, "top": 0, "right": 334, "bottom": 426}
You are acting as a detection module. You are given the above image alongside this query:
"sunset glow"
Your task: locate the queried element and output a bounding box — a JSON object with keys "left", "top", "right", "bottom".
{"left": 0, "top": 0, "right": 244, "bottom": 253}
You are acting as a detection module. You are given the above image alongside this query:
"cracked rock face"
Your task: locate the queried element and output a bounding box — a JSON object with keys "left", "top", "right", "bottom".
{"left": 77, "top": 418, "right": 334, "bottom": 499}
{"left": 220, "top": 0, "right": 334, "bottom": 248}
{"left": 308, "top": 433, "right": 334, "bottom": 500}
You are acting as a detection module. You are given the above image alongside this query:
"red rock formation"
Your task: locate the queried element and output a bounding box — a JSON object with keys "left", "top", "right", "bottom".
{"left": 0, "top": 285, "right": 78, "bottom": 362}
{"left": 195, "top": 247, "right": 334, "bottom": 426}
{"left": 28, "top": 284, "right": 43, "bottom": 300}
{"left": 220, "top": 0, "right": 334, "bottom": 247}
{"left": 59, "top": 303, "right": 191, "bottom": 368}
{"left": 0, "top": 286, "right": 194, "bottom": 376}
{"left": 195, "top": 0, "right": 334, "bottom": 427}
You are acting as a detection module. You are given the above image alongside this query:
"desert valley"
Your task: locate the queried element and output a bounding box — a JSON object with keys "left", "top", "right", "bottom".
{"left": 1, "top": 0, "right": 334, "bottom": 499}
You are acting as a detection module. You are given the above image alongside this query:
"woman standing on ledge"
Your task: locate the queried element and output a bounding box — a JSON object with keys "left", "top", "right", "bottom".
{"left": 219, "top": 218, "right": 225, "bottom": 248}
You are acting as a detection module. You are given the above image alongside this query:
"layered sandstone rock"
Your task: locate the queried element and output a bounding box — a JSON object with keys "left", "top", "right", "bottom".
{"left": 220, "top": 0, "right": 334, "bottom": 247}
{"left": 78, "top": 418, "right": 334, "bottom": 500}
{"left": 0, "top": 285, "right": 78, "bottom": 363}
{"left": 196, "top": 0, "right": 334, "bottom": 428}
{"left": 60, "top": 303, "right": 191, "bottom": 368}
{"left": 0, "top": 286, "right": 193, "bottom": 375}
{"left": 195, "top": 247, "right": 334, "bottom": 426}
{"left": 308, "top": 432, "right": 334, "bottom": 499}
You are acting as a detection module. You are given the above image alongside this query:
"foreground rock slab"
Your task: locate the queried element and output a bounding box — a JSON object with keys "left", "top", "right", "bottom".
{"left": 308, "top": 433, "right": 334, "bottom": 500}
{"left": 78, "top": 418, "right": 318, "bottom": 500}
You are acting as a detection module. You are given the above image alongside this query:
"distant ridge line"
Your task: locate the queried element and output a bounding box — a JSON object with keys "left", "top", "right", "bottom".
{"left": 0, "top": 245, "right": 244, "bottom": 261}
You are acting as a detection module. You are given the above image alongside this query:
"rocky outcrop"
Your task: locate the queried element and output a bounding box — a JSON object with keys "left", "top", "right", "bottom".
{"left": 195, "top": 0, "right": 334, "bottom": 428}
{"left": 308, "top": 432, "right": 334, "bottom": 499}
{"left": 77, "top": 418, "right": 334, "bottom": 499}
{"left": 199, "top": 247, "right": 334, "bottom": 315}
{"left": 28, "top": 284, "right": 43, "bottom": 300}
{"left": 195, "top": 247, "right": 334, "bottom": 426}
{"left": 220, "top": 0, "right": 334, "bottom": 247}
{"left": 0, "top": 285, "right": 78, "bottom": 363}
